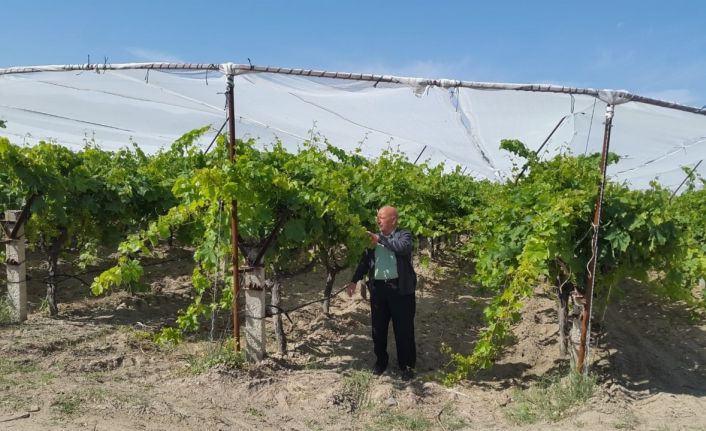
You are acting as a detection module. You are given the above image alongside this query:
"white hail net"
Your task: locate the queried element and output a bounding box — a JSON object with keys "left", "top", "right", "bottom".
{"left": 1, "top": 66, "right": 705, "bottom": 189}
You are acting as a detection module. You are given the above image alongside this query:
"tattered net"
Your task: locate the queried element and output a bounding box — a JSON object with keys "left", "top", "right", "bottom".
{"left": 1, "top": 63, "right": 704, "bottom": 189}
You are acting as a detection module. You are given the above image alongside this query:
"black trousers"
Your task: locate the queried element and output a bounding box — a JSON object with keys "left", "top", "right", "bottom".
{"left": 369, "top": 279, "right": 416, "bottom": 371}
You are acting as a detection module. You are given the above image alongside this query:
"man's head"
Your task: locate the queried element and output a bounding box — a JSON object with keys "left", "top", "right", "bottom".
{"left": 377, "top": 206, "right": 398, "bottom": 236}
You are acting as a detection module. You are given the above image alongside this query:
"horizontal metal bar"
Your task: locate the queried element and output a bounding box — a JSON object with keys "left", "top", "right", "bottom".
{"left": 0, "top": 62, "right": 704, "bottom": 116}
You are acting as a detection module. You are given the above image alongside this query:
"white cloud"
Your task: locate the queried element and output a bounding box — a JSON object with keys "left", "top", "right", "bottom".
{"left": 330, "top": 57, "right": 480, "bottom": 81}
{"left": 393, "top": 59, "right": 473, "bottom": 79}
{"left": 126, "top": 48, "right": 185, "bottom": 63}
{"left": 588, "top": 49, "right": 706, "bottom": 105}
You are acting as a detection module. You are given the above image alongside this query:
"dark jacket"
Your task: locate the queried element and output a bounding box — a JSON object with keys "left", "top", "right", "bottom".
{"left": 351, "top": 228, "right": 417, "bottom": 295}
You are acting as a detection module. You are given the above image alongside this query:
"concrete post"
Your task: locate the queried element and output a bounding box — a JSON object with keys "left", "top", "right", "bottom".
{"left": 243, "top": 267, "right": 266, "bottom": 362}
{"left": 5, "top": 210, "right": 27, "bottom": 322}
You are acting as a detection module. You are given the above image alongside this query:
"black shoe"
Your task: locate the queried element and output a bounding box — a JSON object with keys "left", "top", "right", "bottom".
{"left": 400, "top": 368, "right": 415, "bottom": 381}
{"left": 372, "top": 364, "right": 387, "bottom": 376}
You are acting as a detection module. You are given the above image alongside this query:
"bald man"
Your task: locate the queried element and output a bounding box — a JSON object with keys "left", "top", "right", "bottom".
{"left": 346, "top": 206, "right": 417, "bottom": 379}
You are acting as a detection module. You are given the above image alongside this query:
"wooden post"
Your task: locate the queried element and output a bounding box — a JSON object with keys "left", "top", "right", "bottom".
{"left": 270, "top": 273, "right": 287, "bottom": 355}
{"left": 558, "top": 290, "right": 569, "bottom": 357}
{"left": 4, "top": 211, "right": 27, "bottom": 322}
{"left": 243, "top": 266, "right": 266, "bottom": 362}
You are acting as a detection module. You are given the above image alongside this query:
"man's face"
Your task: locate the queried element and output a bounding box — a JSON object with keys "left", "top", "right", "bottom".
{"left": 376, "top": 208, "right": 397, "bottom": 235}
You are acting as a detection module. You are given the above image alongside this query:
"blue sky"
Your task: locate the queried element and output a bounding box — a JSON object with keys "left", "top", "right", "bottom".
{"left": 2, "top": 0, "right": 705, "bottom": 106}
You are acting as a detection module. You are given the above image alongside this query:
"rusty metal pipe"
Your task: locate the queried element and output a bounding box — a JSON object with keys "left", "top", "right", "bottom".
{"left": 577, "top": 104, "right": 614, "bottom": 374}
{"left": 226, "top": 74, "right": 241, "bottom": 351}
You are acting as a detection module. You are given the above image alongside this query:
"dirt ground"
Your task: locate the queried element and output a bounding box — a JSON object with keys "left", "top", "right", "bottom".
{"left": 1, "top": 249, "right": 705, "bottom": 430}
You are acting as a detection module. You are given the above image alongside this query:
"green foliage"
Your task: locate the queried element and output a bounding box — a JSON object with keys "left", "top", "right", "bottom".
{"left": 500, "top": 138, "right": 538, "bottom": 165}
{"left": 91, "top": 257, "right": 144, "bottom": 295}
{"left": 445, "top": 141, "right": 706, "bottom": 382}
{"left": 5, "top": 125, "right": 704, "bottom": 383}
{"left": 189, "top": 341, "right": 245, "bottom": 373}
{"left": 2, "top": 124, "right": 486, "bottom": 339}
{"left": 0, "top": 130, "right": 204, "bottom": 312}
{"left": 154, "top": 327, "right": 184, "bottom": 346}
{"left": 670, "top": 177, "right": 706, "bottom": 304}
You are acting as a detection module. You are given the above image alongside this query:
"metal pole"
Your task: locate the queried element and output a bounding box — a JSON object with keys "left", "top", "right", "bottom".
{"left": 413, "top": 145, "right": 428, "bottom": 164}
{"left": 577, "top": 104, "right": 614, "bottom": 374}
{"left": 670, "top": 159, "right": 703, "bottom": 201}
{"left": 514, "top": 115, "right": 568, "bottom": 184}
{"left": 227, "top": 74, "right": 241, "bottom": 351}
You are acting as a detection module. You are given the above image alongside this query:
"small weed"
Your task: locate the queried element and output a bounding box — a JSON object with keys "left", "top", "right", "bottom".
{"left": 82, "top": 386, "right": 109, "bottom": 402}
{"left": 443, "top": 415, "right": 470, "bottom": 431}
{"left": 125, "top": 328, "right": 156, "bottom": 351}
{"left": 51, "top": 386, "right": 136, "bottom": 417}
{"left": 0, "top": 357, "right": 55, "bottom": 388}
{"left": 86, "top": 371, "right": 107, "bottom": 382}
{"left": 459, "top": 273, "right": 475, "bottom": 286}
{"left": 304, "top": 418, "right": 324, "bottom": 431}
{"left": 0, "top": 357, "right": 37, "bottom": 373}
{"left": 131, "top": 329, "right": 153, "bottom": 340}
{"left": 304, "top": 359, "right": 325, "bottom": 370}
{"left": 504, "top": 371, "right": 596, "bottom": 424}
{"left": 614, "top": 411, "right": 640, "bottom": 430}
{"left": 0, "top": 358, "right": 38, "bottom": 385}
{"left": 38, "top": 297, "right": 50, "bottom": 314}
{"left": 128, "top": 392, "right": 153, "bottom": 412}
{"left": 438, "top": 403, "right": 471, "bottom": 430}
{"left": 246, "top": 407, "right": 264, "bottom": 417}
{"left": 368, "top": 412, "right": 432, "bottom": 431}
{"left": 0, "top": 393, "right": 30, "bottom": 410}
{"left": 51, "top": 392, "right": 82, "bottom": 416}
{"left": 342, "top": 369, "right": 374, "bottom": 412}
{"left": 25, "top": 370, "right": 56, "bottom": 388}
{"left": 189, "top": 341, "right": 245, "bottom": 374}
{"left": 154, "top": 327, "right": 183, "bottom": 347}
{"left": 0, "top": 295, "right": 14, "bottom": 324}
{"left": 432, "top": 265, "right": 446, "bottom": 278}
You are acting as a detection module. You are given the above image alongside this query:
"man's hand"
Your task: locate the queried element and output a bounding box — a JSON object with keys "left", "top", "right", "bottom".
{"left": 345, "top": 282, "right": 357, "bottom": 297}
{"left": 367, "top": 231, "right": 379, "bottom": 246}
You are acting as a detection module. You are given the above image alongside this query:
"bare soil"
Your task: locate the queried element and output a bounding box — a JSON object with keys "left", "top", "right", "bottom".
{"left": 1, "top": 249, "right": 705, "bottom": 430}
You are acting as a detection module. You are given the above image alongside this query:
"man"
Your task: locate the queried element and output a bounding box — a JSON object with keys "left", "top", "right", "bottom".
{"left": 346, "top": 205, "right": 417, "bottom": 379}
